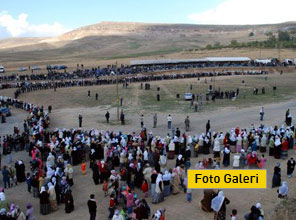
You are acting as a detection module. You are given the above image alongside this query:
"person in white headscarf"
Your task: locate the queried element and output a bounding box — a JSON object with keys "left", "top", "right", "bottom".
{"left": 46, "top": 153, "right": 55, "bottom": 167}
{"left": 256, "top": 202, "right": 264, "bottom": 219}
{"left": 223, "top": 148, "right": 230, "bottom": 167}
{"left": 162, "top": 170, "right": 172, "bottom": 197}
{"left": 176, "top": 154, "right": 183, "bottom": 167}
{"left": 112, "top": 209, "right": 124, "bottom": 220}
{"left": 159, "top": 154, "right": 167, "bottom": 173}
{"left": 48, "top": 182, "right": 58, "bottom": 211}
{"left": 232, "top": 152, "right": 240, "bottom": 168}
{"left": 153, "top": 174, "right": 164, "bottom": 204}
{"left": 211, "top": 191, "right": 230, "bottom": 220}
{"left": 0, "top": 192, "right": 8, "bottom": 211}
{"left": 278, "top": 181, "right": 288, "bottom": 198}
{"left": 274, "top": 136, "right": 282, "bottom": 159}
{"left": 39, "top": 186, "right": 50, "bottom": 215}
{"left": 168, "top": 140, "right": 175, "bottom": 159}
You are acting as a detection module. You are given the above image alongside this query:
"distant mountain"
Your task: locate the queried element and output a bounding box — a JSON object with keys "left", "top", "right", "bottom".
{"left": 0, "top": 21, "right": 295, "bottom": 65}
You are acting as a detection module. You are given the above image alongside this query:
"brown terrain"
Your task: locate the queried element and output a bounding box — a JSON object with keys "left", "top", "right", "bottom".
{"left": 1, "top": 21, "right": 296, "bottom": 71}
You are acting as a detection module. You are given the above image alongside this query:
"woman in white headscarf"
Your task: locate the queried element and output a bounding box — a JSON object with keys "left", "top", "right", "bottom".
{"left": 162, "top": 171, "right": 172, "bottom": 197}
{"left": 48, "top": 182, "right": 58, "bottom": 211}
{"left": 278, "top": 181, "right": 288, "bottom": 198}
{"left": 0, "top": 192, "right": 9, "bottom": 211}
{"left": 168, "top": 140, "right": 175, "bottom": 159}
{"left": 222, "top": 148, "right": 230, "bottom": 167}
{"left": 211, "top": 191, "right": 230, "bottom": 220}
{"left": 159, "top": 154, "right": 167, "bottom": 173}
{"left": 39, "top": 186, "right": 50, "bottom": 215}
{"left": 274, "top": 136, "right": 282, "bottom": 159}
{"left": 152, "top": 174, "right": 164, "bottom": 204}
{"left": 175, "top": 154, "right": 183, "bottom": 167}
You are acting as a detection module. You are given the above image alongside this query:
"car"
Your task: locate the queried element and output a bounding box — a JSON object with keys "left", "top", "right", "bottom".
{"left": 184, "top": 93, "right": 193, "bottom": 100}
{"left": 19, "top": 67, "right": 27, "bottom": 72}
{"left": 30, "top": 66, "right": 41, "bottom": 70}
{"left": 0, "top": 107, "right": 11, "bottom": 116}
{"left": 0, "top": 66, "right": 5, "bottom": 73}
{"left": 57, "top": 65, "right": 67, "bottom": 70}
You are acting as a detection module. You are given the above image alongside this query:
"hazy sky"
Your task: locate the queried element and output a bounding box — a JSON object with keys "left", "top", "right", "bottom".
{"left": 1, "top": 0, "right": 296, "bottom": 38}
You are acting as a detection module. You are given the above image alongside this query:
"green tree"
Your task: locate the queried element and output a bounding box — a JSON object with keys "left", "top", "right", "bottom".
{"left": 230, "top": 40, "right": 238, "bottom": 47}
{"left": 206, "top": 44, "right": 213, "bottom": 49}
{"left": 278, "top": 31, "right": 290, "bottom": 41}
{"left": 214, "top": 42, "right": 221, "bottom": 48}
{"left": 249, "top": 32, "right": 254, "bottom": 37}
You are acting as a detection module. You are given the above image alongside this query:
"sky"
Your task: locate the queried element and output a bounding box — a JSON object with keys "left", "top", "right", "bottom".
{"left": 1, "top": 0, "right": 296, "bottom": 38}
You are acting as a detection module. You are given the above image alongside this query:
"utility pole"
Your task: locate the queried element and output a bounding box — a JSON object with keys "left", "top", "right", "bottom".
{"left": 116, "top": 62, "right": 119, "bottom": 121}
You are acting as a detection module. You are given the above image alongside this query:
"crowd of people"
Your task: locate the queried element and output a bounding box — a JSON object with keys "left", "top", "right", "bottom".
{"left": 0, "top": 88, "right": 295, "bottom": 220}
{"left": 0, "top": 70, "right": 268, "bottom": 96}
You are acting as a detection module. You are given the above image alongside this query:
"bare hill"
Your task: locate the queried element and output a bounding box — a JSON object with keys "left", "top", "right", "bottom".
{"left": 1, "top": 21, "right": 296, "bottom": 68}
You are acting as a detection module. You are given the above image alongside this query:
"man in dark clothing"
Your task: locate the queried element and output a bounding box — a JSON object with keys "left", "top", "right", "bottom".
{"left": 48, "top": 105, "right": 52, "bottom": 113}
{"left": 95, "top": 93, "right": 98, "bottom": 100}
{"left": 78, "top": 115, "right": 83, "bottom": 127}
{"left": 105, "top": 111, "right": 110, "bottom": 123}
{"left": 87, "top": 194, "right": 97, "bottom": 220}
{"left": 206, "top": 120, "right": 211, "bottom": 134}
{"left": 2, "top": 166, "right": 10, "bottom": 188}
{"left": 88, "top": 90, "right": 91, "bottom": 97}
{"left": 120, "top": 111, "right": 125, "bottom": 125}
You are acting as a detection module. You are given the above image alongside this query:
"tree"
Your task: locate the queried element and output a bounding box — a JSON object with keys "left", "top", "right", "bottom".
{"left": 249, "top": 32, "right": 254, "bottom": 37}
{"left": 230, "top": 40, "right": 238, "bottom": 47}
{"left": 206, "top": 44, "right": 213, "bottom": 49}
{"left": 278, "top": 31, "right": 290, "bottom": 41}
{"left": 214, "top": 42, "right": 221, "bottom": 48}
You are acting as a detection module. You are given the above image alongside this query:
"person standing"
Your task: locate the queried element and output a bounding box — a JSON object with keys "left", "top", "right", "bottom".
{"left": 140, "top": 115, "right": 144, "bottom": 128}
{"left": 120, "top": 110, "right": 125, "bottom": 125}
{"left": 211, "top": 191, "right": 230, "bottom": 220}
{"left": 167, "top": 114, "right": 172, "bottom": 129}
{"left": 39, "top": 186, "right": 50, "bottom": 215}
{"left": 87, "top": 194, "right": 97, "bottom": 220}
{"left": 287, "top": 157, "right": 295, "bottom": 178}
{"left": 88, "top": 90, "right": 91, "bottom": 97}
{"left": 95, "top": 93, "right": 98, "bottom": 100}
{"left": 260, "top": 107, "right": 264, "bottom": 121}
{"left": 185, "top": 116, "right": 190, "bottom": 131}
{"left": 206, "top": 120, "right": 211, "bottom": 134}
{"left": 105, "top": 111, "right": 110, "bottom": 123}
{"left": 78, "top": 115, "right": 83, "bottom": 128}
{"left": 2, "top": 166, "right": 10, "bottom": 188}
{"left": 153, "top": 113, "right": 157, "bottom": 128}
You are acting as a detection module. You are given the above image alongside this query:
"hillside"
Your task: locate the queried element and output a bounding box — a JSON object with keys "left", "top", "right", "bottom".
{"left": 0, "top": 21, "right": 296, "bottom": 68}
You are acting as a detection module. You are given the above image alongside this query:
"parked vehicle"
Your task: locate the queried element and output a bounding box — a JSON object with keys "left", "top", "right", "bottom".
{"left": 0, "top": 107, "right": 11, "bottom": 116}
{"left": 19, "top": 67, "right": 27, "bottom": 72}
{"left": 30, "top": 66, "right": 41, "bottom": 70}
{"left": 184, "top": 93, "right": 193, "bottom": 100}
{"left": 0, "top": 66, "right": 5, "bottom": 73}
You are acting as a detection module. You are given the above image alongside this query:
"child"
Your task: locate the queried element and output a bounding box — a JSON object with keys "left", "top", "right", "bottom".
{"left": 102, "top": 180, "right": 108, "bottom": 197}
{"left": 26, "top": 173, "right": 32, "bottom": 193}
{"left": 108, "top": 195, "right": 116, "bottom": 219}
{"left": 81, "top": 161, "right": 86, "bottom": 175}
{"left": 231, "top": 209, "right": 237, "bottom": 220}
{"left": 186, "top": 187, "right": 192, "bottom": 202}
{"left": 141, "top": 179, "right": 149, "bottom": 198}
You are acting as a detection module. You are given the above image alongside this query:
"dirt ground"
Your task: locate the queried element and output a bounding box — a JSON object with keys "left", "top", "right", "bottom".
{"left": 1, "top": 74, "right": 296, "bottom": 219}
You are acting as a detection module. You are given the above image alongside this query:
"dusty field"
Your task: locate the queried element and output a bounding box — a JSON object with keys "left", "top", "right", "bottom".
{"left": 1, "top": 71, "right": 296, "bottom": 219}
{"left": 1, "top": 99, "right": 296, "bottom": 220}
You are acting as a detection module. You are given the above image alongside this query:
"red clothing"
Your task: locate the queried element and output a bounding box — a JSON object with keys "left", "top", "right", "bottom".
{"left": 109, "top": 198, "right": 115, "bottom": 208}
{"left": 282, "top": 140, "right": 289, "bottom": 151}
{"left": 141, "top": 182, "right": 148, "bottom": 193}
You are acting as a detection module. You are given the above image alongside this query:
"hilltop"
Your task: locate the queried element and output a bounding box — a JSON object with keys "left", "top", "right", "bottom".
{"left": 0, "top": 21, "right": 296, "bottom": 68}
